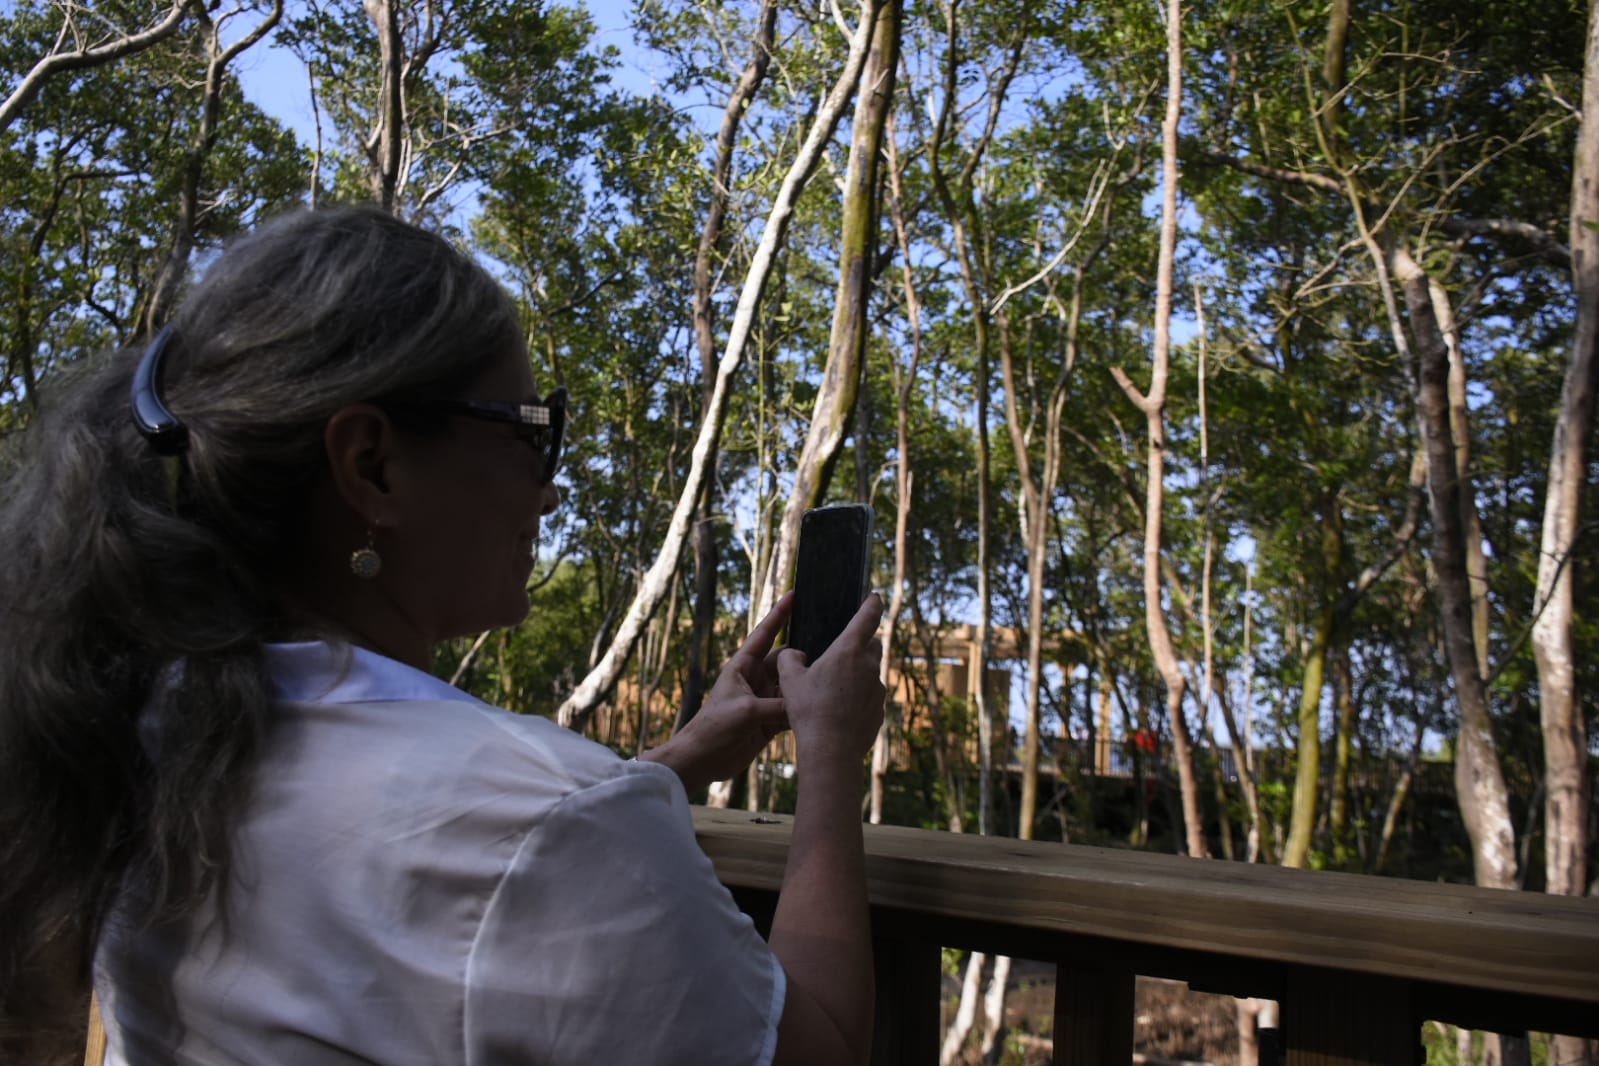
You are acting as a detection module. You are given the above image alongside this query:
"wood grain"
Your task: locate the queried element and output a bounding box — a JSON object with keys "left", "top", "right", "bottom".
{"left": 693, "top": 807, "right": 1599, "bottom": 1015}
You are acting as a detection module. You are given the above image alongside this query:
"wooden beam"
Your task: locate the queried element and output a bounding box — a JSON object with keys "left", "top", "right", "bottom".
{"left": 1283, "top": 969, "right": 1419, "bottom": 1066}
{"left": 1053, "top": 964, "right": 1134, "bottom": 1065}
{"left": 871, "top": 934, "right": 941, "bottom": 1065}
{"left": 693, "top": 806, "right": 1599, "bottom": 1040}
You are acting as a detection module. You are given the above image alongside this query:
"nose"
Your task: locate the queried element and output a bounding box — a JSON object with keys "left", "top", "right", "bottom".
{"left": 539, "top": 480, "right": 560, "bottom": 516}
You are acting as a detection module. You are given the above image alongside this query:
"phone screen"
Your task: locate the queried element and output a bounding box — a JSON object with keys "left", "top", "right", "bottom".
{"left": 787, "top": 504, "right": 873, "bottom": 662}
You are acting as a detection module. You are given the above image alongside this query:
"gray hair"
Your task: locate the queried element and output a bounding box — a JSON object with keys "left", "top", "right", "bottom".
{"left": 0, "top": 204, "right": 522, "bottom": 1061}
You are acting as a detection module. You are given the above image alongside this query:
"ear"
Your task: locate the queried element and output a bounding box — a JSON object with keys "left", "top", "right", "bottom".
{"left": 323, "top": 404, "right": 397, "bottom": 526}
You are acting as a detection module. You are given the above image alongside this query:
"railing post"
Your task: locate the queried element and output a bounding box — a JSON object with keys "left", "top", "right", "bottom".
{"left": 871, "top": 931, "right": 941, "bottom": 1065}
{"left": 1053, "top": 964, "right": 1134, "bottom": 1065}
{"left": 1284, "top": 970, "right": 1420, "bottom": 1066}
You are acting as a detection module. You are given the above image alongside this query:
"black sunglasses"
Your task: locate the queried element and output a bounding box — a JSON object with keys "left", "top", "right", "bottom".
{"left": 391, "top": 391, "right": 568, "bottom": 485}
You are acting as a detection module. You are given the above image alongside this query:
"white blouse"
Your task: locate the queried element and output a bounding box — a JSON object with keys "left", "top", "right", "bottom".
{"left": 96, "top": 642, "right": 784, "bottom": 1065}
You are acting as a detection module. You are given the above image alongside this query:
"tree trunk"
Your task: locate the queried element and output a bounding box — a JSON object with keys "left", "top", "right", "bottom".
{"left": 1432, "top": 276, "right": 1492, "bottom": 671}
{"left": 1374, "top": 711, "right": 1426, "bottom": 875}
{"left": 1539, "top": 10, "right": 1599, "bottom": 1065}
{"left": 1328, "top": 645, "right": 1358, "bottom": 865}
{"left": 678, "top": 0, "right": 778, "bottom": 733}
{"left": 757, "top": 0, "right": 899, "bottom": 617}
{"left": 871, "top": 119, "right": 923, "bottom": 825}
{"left": 363, "top": 0, "right": 404, "bottom": 212}
{"left": 1215, "top": 682, "right": 1268, "bottom": 863}
{"left": 995, "top": 165, "right": 1107, "bottom": 845}
{"left": 1392, "top": 245, "right": 1518, "bottom": 890}
{"left": 925, "top": 5, "right": 1027, "bottom": 842}
{"left": 1110, "top": 0, "right": 1208, "bottom": 859}
{"left": 977, "top": 952, "right": 1011, "bottom": 1064}
{"left": 940, "top": 951, "right": 985, "bottom": 1066}
{"left": 1282, "top": 598, "right": 1331, "bottom": 869}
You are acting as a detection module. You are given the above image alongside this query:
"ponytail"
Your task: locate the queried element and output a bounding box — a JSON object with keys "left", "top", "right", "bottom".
{"left": 0, "top": 204, "right": 521, "bottom": 1062}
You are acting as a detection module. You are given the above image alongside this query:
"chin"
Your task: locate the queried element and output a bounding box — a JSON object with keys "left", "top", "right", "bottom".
{"left": 495, "top": 588, "right": 533, "bottom": 629}
{"left": 444, "top": 591, "right": 531, "bottom": 643}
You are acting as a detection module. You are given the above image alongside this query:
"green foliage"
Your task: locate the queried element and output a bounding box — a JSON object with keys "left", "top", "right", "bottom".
{"left": 2, "top": 0, "right": 1591, "bottom": 887}
{"left": 1, "top": 0, "right": 304, "bottom": 426}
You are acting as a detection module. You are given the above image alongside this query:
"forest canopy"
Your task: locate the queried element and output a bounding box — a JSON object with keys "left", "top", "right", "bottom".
{"left": 2, "top": 0, "right": 1594, "bottom": 904}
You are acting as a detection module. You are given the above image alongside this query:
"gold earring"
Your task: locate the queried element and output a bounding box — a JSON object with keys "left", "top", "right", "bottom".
{"left": 350, "top": 529, "right": 382, "bottom": 579}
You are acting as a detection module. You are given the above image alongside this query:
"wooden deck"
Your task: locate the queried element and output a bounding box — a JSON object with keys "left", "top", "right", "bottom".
{"left": 693, "top": 806, "right": 1599, "bottom": 1065}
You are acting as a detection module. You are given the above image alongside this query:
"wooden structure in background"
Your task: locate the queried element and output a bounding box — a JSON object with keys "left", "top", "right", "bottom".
{"left": 603, "top": 622, "right": 1087, "bottom": 764}
{"left": 695, "top": 806, "right": 1599, "bottom": 1066}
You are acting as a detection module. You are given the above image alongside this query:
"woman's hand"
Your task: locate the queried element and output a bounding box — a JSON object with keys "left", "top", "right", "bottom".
{"left": 776, "top": 594, "right": 885, "bottom": 766}
{"left": 767, "top": 593, "right": 885, "bottom": 1066}
{"left": 639, "top": 593, "right": 793, "bottom": 795}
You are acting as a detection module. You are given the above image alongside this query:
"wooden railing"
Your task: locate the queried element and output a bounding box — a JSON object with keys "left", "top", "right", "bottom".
{"left": 692, "top": 807, "right": 1599, "bottom": 1065}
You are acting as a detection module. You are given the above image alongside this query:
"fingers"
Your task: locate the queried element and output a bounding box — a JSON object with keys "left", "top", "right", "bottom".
{"left": 750, "top": 696, "right": 789, "bottom": 736}
{"left": 776, "top": 646, "right": 809, "bottom": 686}
{"left": 734, "top": 591, "right": 794, "bottom": 663}
{"left": 836, "top": 592, "right": 885, "bottom": 649}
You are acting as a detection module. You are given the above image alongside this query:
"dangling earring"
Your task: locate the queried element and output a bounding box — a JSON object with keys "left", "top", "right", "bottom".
{"left": 350, "top": 529, "right": 382, "bottom": 579}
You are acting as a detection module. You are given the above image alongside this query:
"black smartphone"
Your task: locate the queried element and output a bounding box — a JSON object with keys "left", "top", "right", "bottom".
{"left": 787, "top": 503, "right": 874, "bottom": 662}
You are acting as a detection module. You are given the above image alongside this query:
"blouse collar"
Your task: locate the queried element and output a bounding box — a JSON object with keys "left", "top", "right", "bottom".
{"left": 263, "top": 641, "right": 485, "bottom": 707}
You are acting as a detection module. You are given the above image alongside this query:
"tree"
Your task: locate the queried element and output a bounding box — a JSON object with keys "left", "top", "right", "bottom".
{"left": 678, "top": 0, "right": 779, "bottom": 733}
{"left": 143, "top": 0, "right": 286, "bottom": 334}
{"left": 1110, "top": 0, "right": 1210, "bottom": 860}
{"left": 0, "top": 0, "right": 190, "bottom": 134}
{"left": 556, "top": 0, "right": 884, "bottom": 729}
{"left": 1536, "top": 5, "right": 1599, "bottom": 1063}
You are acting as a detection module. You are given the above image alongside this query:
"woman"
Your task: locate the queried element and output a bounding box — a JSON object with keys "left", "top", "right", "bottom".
{"left": 0, "top": 205, "right": 885, "bottom": 1065}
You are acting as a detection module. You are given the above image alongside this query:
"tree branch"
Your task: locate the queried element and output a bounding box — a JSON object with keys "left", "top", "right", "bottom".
{"left": 1436, "top": 216, "right": 1571, "bottom": 270}
{"left": 0, "top": 0, "right": 191, "bottom": 134}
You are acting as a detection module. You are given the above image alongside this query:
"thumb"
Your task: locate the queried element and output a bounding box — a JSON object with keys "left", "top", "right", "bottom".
{"left": 775, "top": 647, "right": 809, "bottom": 687}
{"left": 716, "top": 656, "right": 755, "bottom": 693}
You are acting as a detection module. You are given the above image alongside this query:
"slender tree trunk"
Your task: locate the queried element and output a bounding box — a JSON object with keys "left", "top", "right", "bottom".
{"left": 940, "top": 951, "right": 985, "bottom": 1066}
{"left": 871, "top": 119, "right": 923, "bottom": 824}
{"left": 1282, "top": 596, "right": 1332, "bottom": 869}
{"left": 977, "top": 952, "right": 1011, "bottom": 1064}
{"left": 1215, "top": 683, "right": 1268, "bottom": 863}
{"left": 679, "top": 0, "right": 778, "bottom": 732}
{"left": 758, "top": 0, "right": 899, "bottom": 617}
{"left": 910, "top": 604, "right": 964, "bottom": 832}
{"left": 926, "top": 0, "right": 1011, "bottom": 996}
{"left": 995, "top": 178, "right": 1106, "bottom": 844}
{"left": 1241, "top": 561, "right": 1262, "bottom": 861}
{"left": 363, "top": 0, "right": 404, "bottom": 212}
{"left": 926, "top": 4, "right": 1026, "bottom": 842}
{"left": 1393, "top": 245, "right": 1518, "bottom": 890}
{"left": 1329, "top": 646, "right": 1358, "bottom": 865}
{"left": 1540, "top": 10, "right": 1599, "bottom": 1065}
{"left": 1110, "top": 0, "right": 1208, "bottom": 859}
{"left": 1238, "top": 998, "right": 1261, "bottom": 1066}
{"left": 1319, "top": 0, "right": 1519, "bottom": 900}
{"left": 1432, "top": 277, "right": 1492, "bottom": 670}
{"left": 636, "top": 577, "right": 679, "bottom": 757}
{"left": 1374, "top": 710, "right": 1427, "bottom": 874}
{"left": 1536, "top": 0, "right": 1599, "bottom": 902}
{"left": 995, "top": 309, "right": 1048, "bottom": 844}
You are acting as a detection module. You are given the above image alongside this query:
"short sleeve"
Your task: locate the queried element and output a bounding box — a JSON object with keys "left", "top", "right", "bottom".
{"left": 463, "top": 763, "right": 785, "bottom": 1066}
